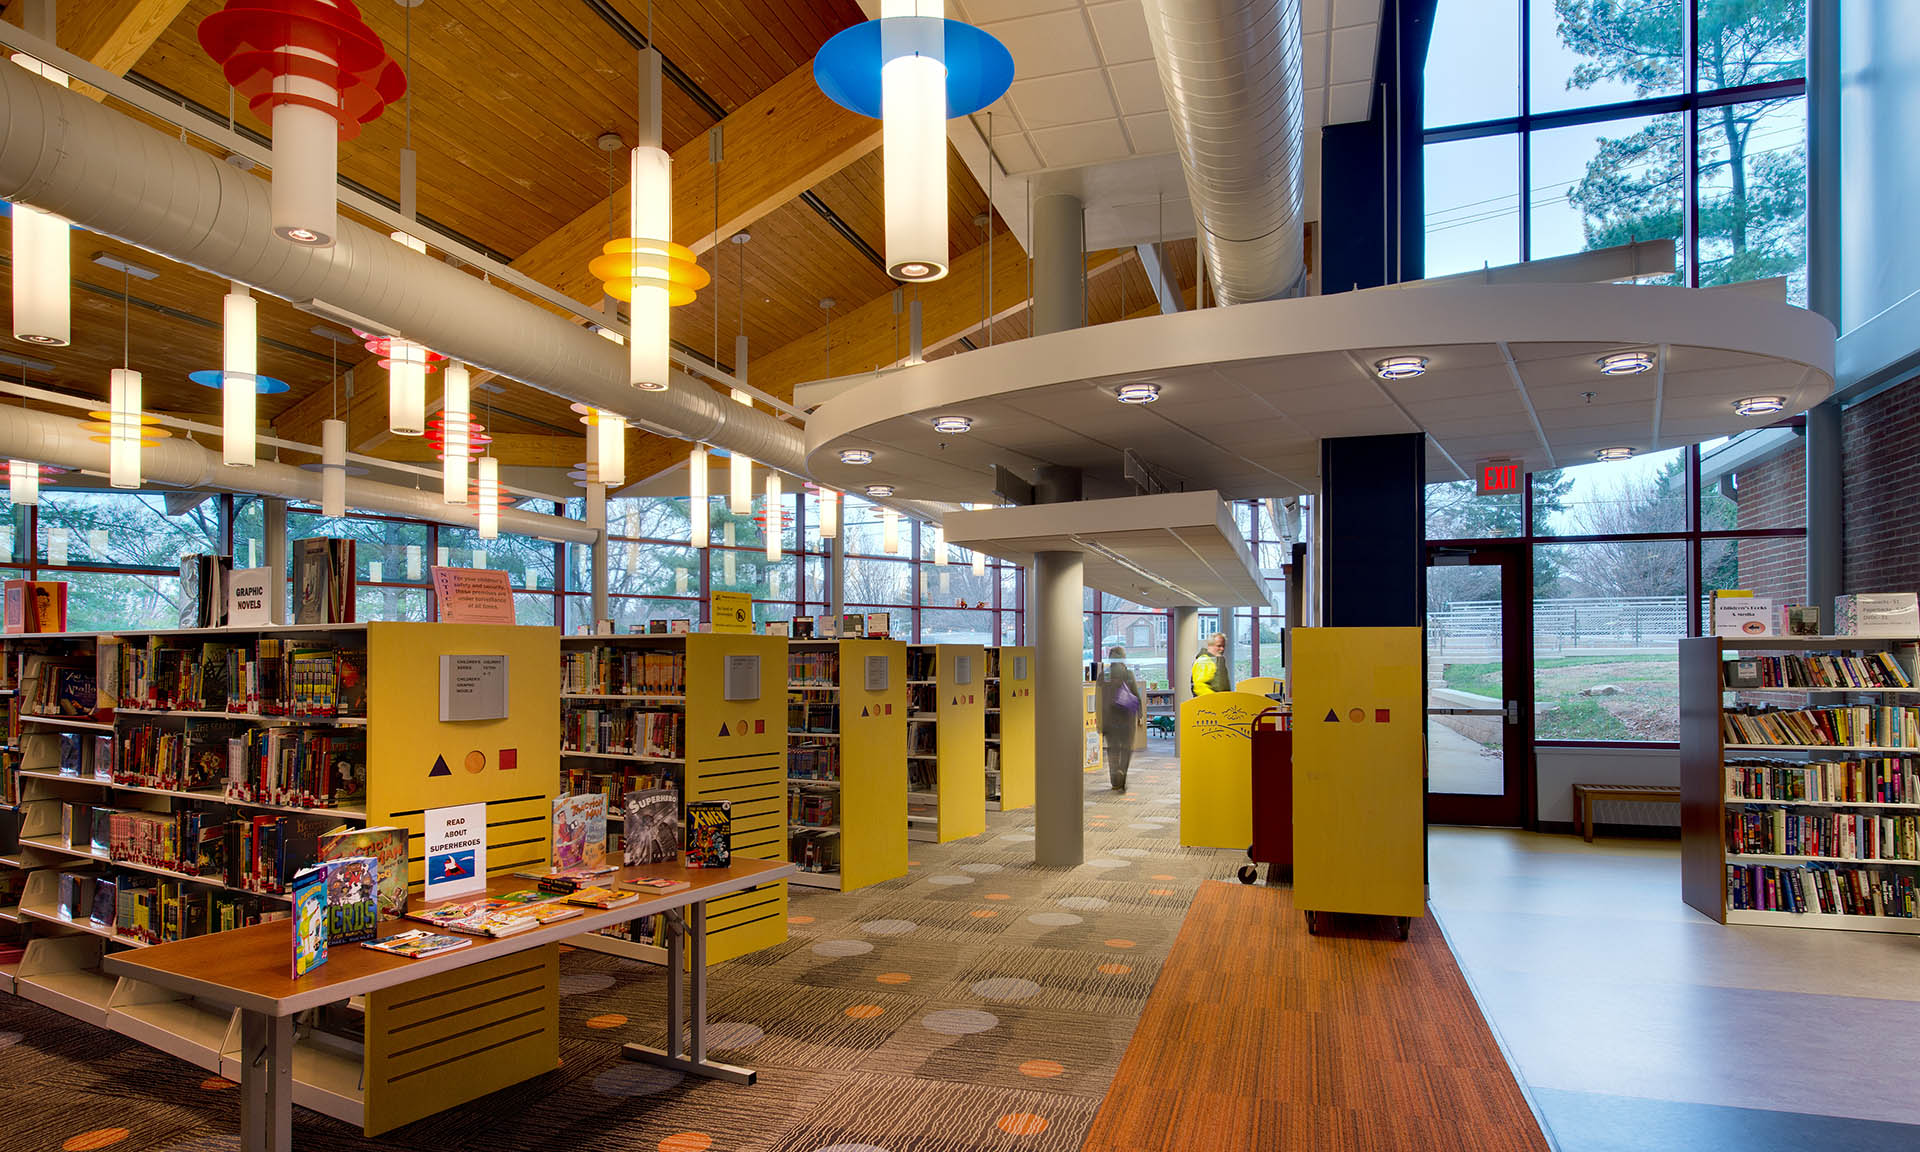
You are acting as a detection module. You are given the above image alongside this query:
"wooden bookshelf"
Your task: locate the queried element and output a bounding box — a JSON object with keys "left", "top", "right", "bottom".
{"left": 1680, "top": 634, "right": 1920, "bottom": 934}
{"left": 784, "top": 639, "right": 908, "bottom": 892}
{"left": 985, "top": 647, "right": 1035, "bottom": 811}
{"left": 906, "top": 644, "right": 987, "bottom": 843}
{"left": 560, "top": 632, "right": 789, "bottom": 964}
{"left": 1, "top": 621, "right": 567, "bottom": 1136}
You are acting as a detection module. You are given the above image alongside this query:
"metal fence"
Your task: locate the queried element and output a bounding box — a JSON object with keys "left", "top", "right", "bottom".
{"left": 1431, "top": 596, "right": 1691, "bottom": 661}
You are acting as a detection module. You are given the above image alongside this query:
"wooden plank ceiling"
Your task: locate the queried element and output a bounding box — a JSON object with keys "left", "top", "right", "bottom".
{"left": 0, "top": 0, "right": 1197, "bottom": 490}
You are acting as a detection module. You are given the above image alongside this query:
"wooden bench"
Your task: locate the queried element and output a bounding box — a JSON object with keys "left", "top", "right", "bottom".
{"left": 1572, "top": 783, "right": 1681, "bottom": 842}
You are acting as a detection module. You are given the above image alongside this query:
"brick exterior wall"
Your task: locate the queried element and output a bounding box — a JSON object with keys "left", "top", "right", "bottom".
{"left": 1732, "top": 444, "right": 1806, "bottom": 602}
{"left": 1843, "top": 379, "right": 1920, "bottom": 593}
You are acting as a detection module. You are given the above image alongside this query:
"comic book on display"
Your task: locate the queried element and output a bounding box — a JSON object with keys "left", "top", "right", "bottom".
{"left": 318, "top": 826, "right": 409, "bottom": 918}
{"left": 551, "top": 793, "right": 607, "bottom": 871}
{"left": 362, "top": 929, "right": 473, "bottom": 959}
{"left": 622, "top": 788, "right": 680, "bottom": 865}
{"left": 291, "top": 864, "right": 328, "bottom": 977}
{"left": 685, "top": 800, "right": 731, "bottom": 868}
{"left": 323, "top": 855, "right": 379, "bottom": 945}
{"left": 405, "top": 894, "right": 583, "bottom": 938}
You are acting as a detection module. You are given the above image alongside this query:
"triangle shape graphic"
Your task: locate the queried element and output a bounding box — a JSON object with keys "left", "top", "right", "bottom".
{"left": 429, "top": 754, "right": 452, "bottom": 777}
{"left": 1323, "top": 709, "right": 1340, "bottom": 723}
{"left": 862, "top": 706, "right": 871, "bottom": 717}
{"left": 718, "top": 722, "right": 731, "bottom": 738}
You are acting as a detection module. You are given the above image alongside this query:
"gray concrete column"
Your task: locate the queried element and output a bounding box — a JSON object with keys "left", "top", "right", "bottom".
{"left": 1807, "top": 400, "right": 1843, "bottom": 630}
{"left": 264, "top": 498, "right": 288, "bottom": 624}
{"left": 1169, "top": 605, "right": 1198, "bottom": 753}
{"left": 1031, "top": 194, "right": 1086, "bottom": 337}
{"left": 1806, "top": 0, "right": 1841, "bottom": 327}
{"left": 1034, "top": 549, "right": 1086, "bottom": 867}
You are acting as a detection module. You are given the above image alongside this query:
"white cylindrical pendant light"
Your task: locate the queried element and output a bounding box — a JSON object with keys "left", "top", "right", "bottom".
{"left": 387, "top": 337, "right": 427, "bottom": 436}
{"left": 109, "top": 368, "right": 142, "bottom": 489}
{"left": 883, "top": 507, "right": 900, "bottom": 554}
{"left": 476, "top": 456, "right": 499, "bottom": 539}
{"left": 406, "top": 544, "right": 422, "bottom": 581}
{"left": 585, "top": 481, "right": 607, "bottom": 531}
{"left": 10, "top": 56, "right": 70, "bottom": 346}
{"left": 442, "top": 361, "right": 470, "bottom": 504}
{"left": 818, "top": 489, "right": 839, "bottom": 539}
{"left": 879, "top": 1, "right": 949, "bottom": 282}
{"left": 689, "top": 445, "right": 709, "bottom": 547}
{"left": 766, "top": 472, "right": 783, "bottom": 561}
{"left": 940, "top": 569, "right": 949, "bottom": 596}
{"left": 223, "top": 287, "right": 257, "bottom": 467}
{"left": 271, "top": 95, "right": 340, "bottom": 246}
{"left": 320, "top": 417, "right": 346, "bottom": 517}
{"left": 596, "top": 409, "right": 625, "bottom": 488}
{"left": 729, "top": 390, "right": 753, "bottom": 513}
{"left": 8, "top": 461, "right": 39, "bottom": 506}
{"left": 933, "top": 524, "right": 947, "bottom": 566}
{"left": 630, "top": 145, "right": 673, "bottom": 391}
{"left": 723, "top": 520, "right": 737, "bottom": 585}
{"left": 972, "top": 550, "right": 985, "bottom": 576}
{"left": 675, "top": 568, "right": 689, "bottom": 595}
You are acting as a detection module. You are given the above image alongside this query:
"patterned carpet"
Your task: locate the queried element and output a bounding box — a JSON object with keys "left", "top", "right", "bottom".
{"left": 0, "top": 745, "right": 1260, "bottom": 1152}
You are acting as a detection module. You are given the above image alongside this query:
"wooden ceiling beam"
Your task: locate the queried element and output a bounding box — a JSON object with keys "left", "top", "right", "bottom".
{"left": 19, "top": 0, "right": 193, "bottom": 100}
{"left": 273, "top": 60, "right": 880, "bottom": 448}
{"left": 368, "top": 432, "right": 584, "bottom": 470}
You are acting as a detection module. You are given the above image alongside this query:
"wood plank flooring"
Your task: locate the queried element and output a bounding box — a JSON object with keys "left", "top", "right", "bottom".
{"left": 1083, "top": 883, "right": 1551, "bottom": 1152}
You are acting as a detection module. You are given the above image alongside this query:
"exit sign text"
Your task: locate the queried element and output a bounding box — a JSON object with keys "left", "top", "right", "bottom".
{"left": 1477, "top": 458, "right": 1522, "bottom": 496}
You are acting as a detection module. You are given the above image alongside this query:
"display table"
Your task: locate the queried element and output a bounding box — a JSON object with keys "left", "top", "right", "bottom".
{"left": 105, "top": 857, "right": 795, "bottom": 1152}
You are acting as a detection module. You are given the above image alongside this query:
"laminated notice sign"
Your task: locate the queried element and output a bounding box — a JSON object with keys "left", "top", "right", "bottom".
{"left": 432, "top": 566, "right": 516, "bottom": 625}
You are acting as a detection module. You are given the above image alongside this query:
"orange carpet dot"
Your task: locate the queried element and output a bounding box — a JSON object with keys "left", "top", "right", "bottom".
{"left": 62, "top": 1131, "right": 129, "bottom": 1152}
{"left": 585, "top": 1013, "right": 628, "bottom": 1029}
{"left": 908, "top": 860, "right": 921, "bottom": 867}
{"left": 1152, "top": 873, "right": 1176, "bottom": 881}
{"left": 984, "top": 892, "right": 1011, "bottom": 900}
{"left": 970, "top": 908, "right": 999, "bottom": 918}
{"left": 199, "top": 1077, "right": 233, "bottom": 1091}
{"left": 1098, "top": 962, "right": 1134, "bottom": 975}
{"left": 844, "top": 1004, "right": 885, "bottom": 1019}
{"left": 876, "top": 972, "right": 912, "bottom": 985}
{"left": 657, "top": 1134, "right": 711, "bottom": 1152}
{"left": 1018, "top": 1059, "right": 1065, "bottom": 1079}
{"left": 1148, "top": 887, "right": 1174, "bottom": 896}
{"left": 788, "top": 915, "right": 815, "bottom": 925}
{"left": 997, "top": 1112, "right": 1050, "bottom": 1136}
{"left": 1104, "top": 938, "right": 1137, "bottom": 949}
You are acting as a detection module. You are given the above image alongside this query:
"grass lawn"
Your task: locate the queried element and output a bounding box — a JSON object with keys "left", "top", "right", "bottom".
{"left": 1439, "top": 653, "right": 1679, "bottom": 741}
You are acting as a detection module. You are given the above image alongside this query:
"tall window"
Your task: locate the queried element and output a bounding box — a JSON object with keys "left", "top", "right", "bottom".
{"left": 1424, "top": 0, "right": 1808, "bottom": 301}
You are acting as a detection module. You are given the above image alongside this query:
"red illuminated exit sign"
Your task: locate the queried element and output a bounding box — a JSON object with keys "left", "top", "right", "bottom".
{"left": 1477, "top": 457, "right": 1522, "bottom": 496}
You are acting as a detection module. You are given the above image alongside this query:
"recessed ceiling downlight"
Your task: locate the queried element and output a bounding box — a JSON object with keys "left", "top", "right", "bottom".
{"left": 1115, "top": 382, "right": 1160, "bottom": 404}
{"left": 840, "top": 448, "right": 874, "bottom": 465}
{"left": 865, "top": 484, "right": 894, "bottom": 498}
{"left": 1594, "top": 446, "right": 1635, "bottom": 462}
{"left": 1598, "top": 351, "right": 1655, "bottom": 375}
{"left": 1373, "top": 356, "right": 1428, "bottom": 380}
{"left": 1733, "top": 395, "right": 1787, "bottom": 416}
{"left": 931, "top": 415, "right": 972, "bottom": 434}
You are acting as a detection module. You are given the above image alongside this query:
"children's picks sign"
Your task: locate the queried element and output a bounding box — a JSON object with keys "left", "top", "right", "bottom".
{"left": 425, "top": 802, "right": 487, "bottom": 900}
{"left": 227, "top": 566, "right": 274, "bottom": 626}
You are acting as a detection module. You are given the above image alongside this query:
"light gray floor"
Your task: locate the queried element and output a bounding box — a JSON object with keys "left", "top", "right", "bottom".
{"left": 1429, "top": 828, "right": 1920, "bottom": 1151}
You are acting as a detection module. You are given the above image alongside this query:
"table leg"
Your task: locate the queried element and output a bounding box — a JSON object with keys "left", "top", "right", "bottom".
{"left": 239, "top": 1010, "right": 292, "bottom": 1152}
{"left": 622, "top": 898, "right": 757, "bottom": 1085}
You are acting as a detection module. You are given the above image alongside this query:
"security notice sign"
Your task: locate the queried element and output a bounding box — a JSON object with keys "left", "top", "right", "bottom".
{"left": 711, "top": 590, "right": 753, "bottom": 634}
{"left": 432, "top": 566, "right": 516, "bottom": 625}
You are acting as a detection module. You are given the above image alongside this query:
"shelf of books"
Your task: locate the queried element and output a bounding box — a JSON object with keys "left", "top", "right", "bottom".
{"left": 787, "top": 639, "right": 908, "bottom": 892}
{"left": 560, "top": 632, "right": 788, "bottom": 964}
{"left": 1680, "top": 634, "right": 1920, "bottom": 933}
{"left": 906, "top": 644, "right": 987, "bottom": 843}
{"left": 985, "top": 647, "right": 1035, "bottom": 811}
{"left": 0, "top": 621, "right": 566, "bottom": 1137}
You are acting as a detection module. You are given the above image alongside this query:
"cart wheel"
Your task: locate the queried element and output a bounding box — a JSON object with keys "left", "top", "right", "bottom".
{"left": 1236, "top": 865, "right": 1258, "bottom": 885}
{"left": 1305, "top": 911, "right": 1319, "bottom": 935}
{"left": 1395, "top": 916, "right": 1411, "bottom": 941}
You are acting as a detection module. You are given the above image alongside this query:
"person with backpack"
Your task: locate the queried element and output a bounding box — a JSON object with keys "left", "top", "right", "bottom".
{"left": 1100, "top": 645, "right": 1141, "bottom": 792}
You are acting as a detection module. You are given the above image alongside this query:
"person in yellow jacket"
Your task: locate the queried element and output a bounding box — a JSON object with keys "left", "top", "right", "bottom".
{"left": 1190, "top": 632, "right": 1232, "bottom": 696}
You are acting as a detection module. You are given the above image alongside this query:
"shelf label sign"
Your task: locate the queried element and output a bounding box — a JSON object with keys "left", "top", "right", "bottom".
{"left": 227, "top": 566, "right": 274, "bottom": 627}
{"left": 1476, "top": 457, "right": 1522, "bottom": 496}
{"left": 439, "top": 653, "right": 510, "bottom": 722}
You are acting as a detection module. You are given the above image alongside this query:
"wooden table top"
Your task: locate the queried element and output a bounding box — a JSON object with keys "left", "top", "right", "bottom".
{"left": 102, "top": 856, "right": 793, "bottom": 1016}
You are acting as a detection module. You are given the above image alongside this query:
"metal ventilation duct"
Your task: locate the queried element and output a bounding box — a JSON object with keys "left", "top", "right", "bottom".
{"left": 0, "top": 405, "right": 597, "bottom": 544}
{"left": 1140, "top": 0, "right": 1307, "bottom": 305}
{"left": 0, "top": 63, "right": 805, "bottom": 477}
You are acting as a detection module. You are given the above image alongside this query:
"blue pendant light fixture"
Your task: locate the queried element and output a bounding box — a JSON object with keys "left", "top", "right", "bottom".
{"left": 814, "top": 2, "right": 1013, "bottom": 283}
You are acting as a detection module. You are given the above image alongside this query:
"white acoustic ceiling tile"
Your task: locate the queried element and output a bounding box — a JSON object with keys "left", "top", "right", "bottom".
{"left": 1108, "top": 59, "right": 1168, "bottom": 115}
{"left": 1030, "top": 120, "right": 1133, "bottom": 167}
{"left": 1328, "top": 80, "right": 1374, "bottom": 123}
{"left": 982, "top": 9, "right": 1102, "bottom": 76}
{"left": 961, "top": 0, "right": 1078, "bottom": 23}
{"left": 989, "top": 133, "right": 1043, "bottom": 173}
{"left": 1332, "top": 0, "right": 1383, "bottom": 30}
{"left": 1124, "top": 112, "right": 1177, "bottom": 155}
{"left": 1087, "top": 0, "right": 1155, "bottom": 63}
{"left": 1009, "top": 70, "right": 1118, "bottom": 129}
{"left": 1329, "top": 23, "right": 1375, "bottom": 81}
{"left": 1301, "top": 0, "right": 1333, "bottom": 33}
{"left": 977, "top": 97, "right": 1024, "bottom": 135}
{"left": 1507, "top": 341, "right": 1639, "bottom": 364}
{"left": 1527, "top": 377, "right": 1657, "bottom": 409}
{"left": 1303, "top": 31, "right": 1328, "bottom": 90}
{"left": 1291, "top": 408, "right": 1420, "bottom": 438}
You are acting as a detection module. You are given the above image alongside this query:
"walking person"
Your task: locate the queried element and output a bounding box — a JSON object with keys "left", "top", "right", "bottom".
{"left": 1190, "top": 632, "right": 1233, "bottom": 696}
{"left": 1101, "top": 646, "right": 1141, "bottom": 792}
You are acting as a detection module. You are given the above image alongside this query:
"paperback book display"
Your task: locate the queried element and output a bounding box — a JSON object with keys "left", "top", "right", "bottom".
{"left": 319, "top": 826, "right": 409, "bottom": 918}
{"left": 551, "top": 794, "right": 608, "bottom": 870}
{"left": 1723, "top": 652, "right": 1913, "bottom": 690}
{"left": 1727, "top": 862, "right": 1919, "bottom": 918}
{"left": 622, "top": 788, "right": 679, "bottom": 865}
{"left": 561, "top": 647, "right": 687, "bottom": 696}
{"left": 406, "top": 892, "right": 583, "bottom": 938}
{"left": 3, "top": 579, "right": 68, "bottom": 634}
{"left": 178, "top": 555, "right": 233, "bottom": 629}
{"left": 1726, "top": 807, "right": 1920, "bottom": 860}
{"left": 1727, "top": 757, "right": 1920, "bottom": 804}
{"left": 1722, "top": 705, "right": 1920, "bottom": 748}
{"left": 120, "top": 635, "right": 368, "bottom": 719}
{"left": 362, "top": 929, "right": 473, "bottom": 959}
{"left": 293, "top": 537, "right": 357, "bottom": 625}
{"left": 686, "top": 800, "right": 732, "bottom": 868}
{"left": 561, "top": 705, "right": 683, "bottom": 758}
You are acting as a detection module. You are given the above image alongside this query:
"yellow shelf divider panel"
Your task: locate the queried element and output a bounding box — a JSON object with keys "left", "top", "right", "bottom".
{"left": 362, "top": 621, "right": 562, "bottom": 1136}
{"left": 1177, "top": 691, "right": 1273, "bottom": 849}
{"left": 683, "top": 632, "right": 789, "bottom": 964}
{"left": 1082, "top": 682, "right": 1104, "bottom": 773}
{"left": 1290, "top": 626, "right": 1426, "bottom": 922}
{"left": 932, "top": 644, "right": 987, "bottom": 842}
{"left": 1238, "top": 675, "right": 1286, "bottom": 697}
{"left": 836, "top": 639, "right": 909, "bottom": 890}
{"left": 991, "top": 646, "right": 1035, "bottom": 811}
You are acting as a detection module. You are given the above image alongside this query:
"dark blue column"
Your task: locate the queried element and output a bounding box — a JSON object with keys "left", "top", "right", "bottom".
{"left": 1320, "top": 433, "right": 1426, "bottom": 628}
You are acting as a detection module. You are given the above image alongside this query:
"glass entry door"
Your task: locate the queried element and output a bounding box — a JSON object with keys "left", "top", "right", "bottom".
{"left": 1426, "top": 543, "right": 1530, "bottom": 826}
